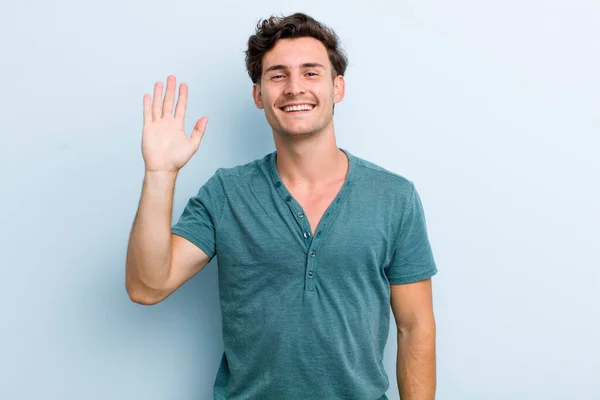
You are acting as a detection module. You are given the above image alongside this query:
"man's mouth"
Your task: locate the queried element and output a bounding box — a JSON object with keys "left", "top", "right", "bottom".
{"left": 279, "top": 104, "right": 315, "bottom": 113}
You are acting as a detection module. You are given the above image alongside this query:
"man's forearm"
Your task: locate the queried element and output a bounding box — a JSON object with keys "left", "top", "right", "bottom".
{"left": 125, "top": 171, "right": 178, "bottom": 300}
{"left": 396, "top": 326, "right": 436, "bottom": 399}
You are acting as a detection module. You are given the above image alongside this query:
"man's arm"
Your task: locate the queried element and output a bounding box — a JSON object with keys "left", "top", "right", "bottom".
{"left": 125, "top": 75, "right": 210, "bottom": 305}
{"left": 390, "top": 278, "right": 436, "bottom": 399}
{"left": 125, "top": 171, "right": 211, "bottom": 305}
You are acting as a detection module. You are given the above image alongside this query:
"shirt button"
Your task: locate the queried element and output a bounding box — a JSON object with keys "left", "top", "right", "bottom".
{"left": 303, "top": 232, "right": 311, "bottom": 238}
{"left": 316, "top": 231, "right": 322, "bottom": 238}
{"left": 275, "top": 181, "right": 282, "bottom": 188}
{"left": 298, "top": 212, "right": 304, "bottom": 218}
{"left": 310, "top": 250, "right": 316, "bottom": 257}
{"left": 307, "top": 271, "right": 314, "bottom": 278}
{"left": 285, "top": 195, "right": 292, "bottom": 202}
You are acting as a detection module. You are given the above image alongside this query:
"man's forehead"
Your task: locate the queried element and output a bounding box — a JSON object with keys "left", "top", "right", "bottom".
{"left": 263, "top": 38, "right": 330, "bottom": 67}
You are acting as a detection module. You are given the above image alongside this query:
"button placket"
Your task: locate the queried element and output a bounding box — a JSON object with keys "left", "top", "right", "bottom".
{"left": 275, "top": 179, "right": 312, "bottom": 248}
{"left": 306, "top": 251, "right": 317, "bottom": 291}
{"left": 302, "top": 193, "right": 347, "bottom": 292}
{"left": 305, "top": 223, "right": 325, "bottom": 291}
{"left": 282, "top": 198, "right": 316, "bottom": 291}
{"left": 293, "top": 209, "right": 312, "bottom": 248}
{"left": 269, "top": 150, "right": 355, "bottom": 293}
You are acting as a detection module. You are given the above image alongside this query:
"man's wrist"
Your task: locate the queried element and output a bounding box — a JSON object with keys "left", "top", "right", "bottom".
{"left": 144, "top": 169, "right": 179, "bottom": 179}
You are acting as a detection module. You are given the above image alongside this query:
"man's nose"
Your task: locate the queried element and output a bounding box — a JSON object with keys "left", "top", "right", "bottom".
{"left": 284, "top": 74, "right": 305, "bottom": 96}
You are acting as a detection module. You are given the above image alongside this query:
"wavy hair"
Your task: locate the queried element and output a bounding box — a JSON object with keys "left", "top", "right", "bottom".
{"left": 245, "top": 13, "right": 348, "bottom": 84}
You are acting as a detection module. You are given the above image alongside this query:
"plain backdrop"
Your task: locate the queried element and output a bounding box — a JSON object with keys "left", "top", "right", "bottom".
{"left": 1, "top": 0, "right": 598, "bottom": 399}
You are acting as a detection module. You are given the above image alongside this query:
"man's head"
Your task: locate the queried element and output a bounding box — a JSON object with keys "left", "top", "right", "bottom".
{"left": 245, "top": 13, "right": 348, "bottom": 138}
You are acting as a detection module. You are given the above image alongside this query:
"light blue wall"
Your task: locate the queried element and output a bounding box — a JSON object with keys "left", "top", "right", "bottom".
{"left": 1, "top": 0, "right": 599, "bottom": 399}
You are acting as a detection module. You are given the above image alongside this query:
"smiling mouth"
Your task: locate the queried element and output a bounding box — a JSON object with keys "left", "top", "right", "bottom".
{"left": 279, "top": 104, "right": 316, "bottom": 113}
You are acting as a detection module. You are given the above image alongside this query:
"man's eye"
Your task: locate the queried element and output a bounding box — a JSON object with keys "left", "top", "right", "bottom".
{"left": 306, "top": 72, "right": 318, "bottom": 77}
{"left": 272, "top": 75, "right": 285, "bottom": 79}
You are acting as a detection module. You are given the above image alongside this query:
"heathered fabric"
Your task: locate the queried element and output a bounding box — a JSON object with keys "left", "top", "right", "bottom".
{"left": 172, "top": 148, "right": 437, "bottom": 400}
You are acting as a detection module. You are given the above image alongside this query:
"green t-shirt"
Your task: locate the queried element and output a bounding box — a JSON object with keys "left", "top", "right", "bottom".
{"left": 172, "top": 148, "right": 437, "bottom": 399}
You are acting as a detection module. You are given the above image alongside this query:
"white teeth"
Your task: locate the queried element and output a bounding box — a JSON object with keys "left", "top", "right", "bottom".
{"left": 283, "top": 104, "right": 314, "bottom": 112}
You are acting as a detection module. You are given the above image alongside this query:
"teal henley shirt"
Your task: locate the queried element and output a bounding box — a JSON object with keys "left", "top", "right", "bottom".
{"left": 172, "top": 148, "right": 438, "bottom": 399}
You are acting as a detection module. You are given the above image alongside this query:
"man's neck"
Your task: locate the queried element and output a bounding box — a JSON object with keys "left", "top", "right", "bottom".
{"left": 273, "top": 128, "right": 348, "bottom": 191}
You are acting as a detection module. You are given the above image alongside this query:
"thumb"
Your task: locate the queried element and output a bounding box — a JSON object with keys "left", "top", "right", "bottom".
{"left": 189, "top": 116, "right": 208, "bottom": 149}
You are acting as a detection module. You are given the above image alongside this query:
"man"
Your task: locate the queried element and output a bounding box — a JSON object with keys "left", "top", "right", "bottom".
{"left": 126, "top": 12, "right": 437, "bottom": 400}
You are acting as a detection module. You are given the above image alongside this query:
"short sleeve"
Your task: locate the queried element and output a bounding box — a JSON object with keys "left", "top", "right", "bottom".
{"left": 171, "top": 171, "right": 225, "bottom": 260}
{"left": 386, "top": 183, "right": 438, "bottom": 284}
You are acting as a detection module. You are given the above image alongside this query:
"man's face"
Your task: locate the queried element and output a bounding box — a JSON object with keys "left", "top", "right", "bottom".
{"left": 252, "top": 37, "right": 345, "bottom": 138}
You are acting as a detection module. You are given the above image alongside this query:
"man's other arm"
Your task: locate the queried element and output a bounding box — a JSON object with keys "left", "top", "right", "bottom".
{"left": 390, "top": 278, "right": 436, "bottom": 399}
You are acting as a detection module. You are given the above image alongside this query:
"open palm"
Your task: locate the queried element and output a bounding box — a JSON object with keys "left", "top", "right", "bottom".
{"left": 142, "top": 75, "right": 208, "bottom": 172}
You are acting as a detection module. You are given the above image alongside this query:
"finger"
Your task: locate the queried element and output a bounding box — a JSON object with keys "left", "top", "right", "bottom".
{"left": 143, "top": 94, "right": 152, "bottom": 126}
{"left": 189, "top": 117, "right": 209, "bottom": 148}
{"left": 151, "top": 81, "right": 163, "bottom": 121}
{"left": 174, "top": 82, "right": 188, "bottom": 121}
{"left": 162, "top": 75, "right": 176, "bottom": 118}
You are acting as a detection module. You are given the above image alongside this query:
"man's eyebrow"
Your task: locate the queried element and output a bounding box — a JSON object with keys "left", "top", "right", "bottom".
{"left": 263, "top": 63, "right": 327, "bottom": 74}
{"left": 264, "top": 64, "right": 288, "bottom": 74}
{"left": 301, "top": 63, "right": 326, "bottom": 70}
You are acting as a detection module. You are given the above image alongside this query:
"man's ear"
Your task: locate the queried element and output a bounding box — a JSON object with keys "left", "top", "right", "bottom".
{"left": 333, "top": 74, "right": 345, "bottom": 104}
{"left": 252, "top": 83, "right": 264, "bottom": 109}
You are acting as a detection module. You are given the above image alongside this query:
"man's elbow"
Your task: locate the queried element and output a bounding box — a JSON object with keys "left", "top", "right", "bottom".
{"left": 125, "top": 277, "right": 169, "bottom": 306}
{"left": 127, "top": 289, "right": 162, "bottom": 305}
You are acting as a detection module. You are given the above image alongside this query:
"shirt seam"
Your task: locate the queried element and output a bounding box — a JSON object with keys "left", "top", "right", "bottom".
{"left": 354, "top": 159, "right": 413, "bottom": 185}
{"left": 397, "top": 181, "right": 416, "bottom": 237}
{"left": 213, "top": 170, "right": 230, "bottom": 231}
{"left": 388, "top": 181, "right": 416, "bottom": 263}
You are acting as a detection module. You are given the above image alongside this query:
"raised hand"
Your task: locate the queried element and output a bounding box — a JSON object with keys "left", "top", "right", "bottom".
{"left": 142, "top": 75, "right": 208, "bottom": 173}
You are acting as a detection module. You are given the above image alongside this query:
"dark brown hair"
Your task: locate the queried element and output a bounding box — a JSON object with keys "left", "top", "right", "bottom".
{"left": 245, "top": 13, "right": 348, "bottom": 84}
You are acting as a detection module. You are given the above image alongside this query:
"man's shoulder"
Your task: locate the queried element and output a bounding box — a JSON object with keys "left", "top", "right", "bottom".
{"left": 349, "top": 151, "right": 415, "bottom": 196}
{"left": 212, "top": 152, "right": 273, "bottom": 181}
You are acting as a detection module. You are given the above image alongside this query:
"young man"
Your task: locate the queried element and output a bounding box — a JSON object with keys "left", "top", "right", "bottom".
{"left": 126, "top": 12, "right": 437, "bottom": 400}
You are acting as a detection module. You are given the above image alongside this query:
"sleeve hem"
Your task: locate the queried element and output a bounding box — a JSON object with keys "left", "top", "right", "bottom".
{"left": 213, "top": 170, "right": 227, "bottom": 232}
{"left": 172, "top": 227, "right": 216, "bottom": 259}
{"left": 388, "top": 266, "right": 437, "bottom": 285}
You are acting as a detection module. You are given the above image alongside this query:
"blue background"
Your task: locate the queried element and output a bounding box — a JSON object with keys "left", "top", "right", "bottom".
{"left": 1, "top": 0, "right": 599, "bottom": 399}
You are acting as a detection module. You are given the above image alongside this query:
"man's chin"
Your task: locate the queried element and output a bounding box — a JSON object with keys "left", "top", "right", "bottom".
{"left": 269, "top": 117, "right": 332, "bottom": 138}
{"left": 277, "top": 127, "right": 319, "bottom": 137}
